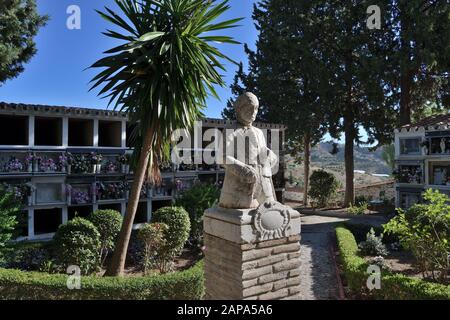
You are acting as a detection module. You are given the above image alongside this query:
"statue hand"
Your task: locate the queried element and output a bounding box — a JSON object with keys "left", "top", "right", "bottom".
{"left": 241, "top": 165, "right": 257, "bottom": 184}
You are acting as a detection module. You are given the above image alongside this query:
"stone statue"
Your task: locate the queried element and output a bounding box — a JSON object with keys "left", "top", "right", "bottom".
{"left": 441, "top": 138, "right": 446, "bottom": 154}
{"left": 219, "top": 92, "right": 278, "bottom": 209}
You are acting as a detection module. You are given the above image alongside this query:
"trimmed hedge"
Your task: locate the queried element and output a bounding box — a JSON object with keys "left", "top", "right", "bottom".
{"left": 336, "top": 226, "right": 450, "bottom": 300}
{"left": 0, "top": 261, "right": 204, "bottom": 300}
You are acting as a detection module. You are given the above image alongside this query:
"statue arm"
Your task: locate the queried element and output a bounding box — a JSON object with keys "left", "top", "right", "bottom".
{"left": 222, "top": 131, "right": 257, "bottom": 184}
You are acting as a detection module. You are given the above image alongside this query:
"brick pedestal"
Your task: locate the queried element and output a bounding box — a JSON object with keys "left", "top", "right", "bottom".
{"left": 203, "top": 204, "right": 301, "bottom": 300}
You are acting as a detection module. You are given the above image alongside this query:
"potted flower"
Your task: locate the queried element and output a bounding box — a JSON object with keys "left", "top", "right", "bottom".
{"left": 5, "top": 156, "right": 24, "bottom": 173}
{"left": 58, "top": 153, "right": 68, "bottom": 173}
{"left": 118, "top": 154, "right": 131, "bottom": 174}
{"left": 90, "top": 152, "right": 103, "bottom": 173}
{"left": 105, "top": 161, "right": 119, "bottom": 174}
{"left": 40, "top": 157, "right": 58, "bottom": 173}
{"left": 71, "top": 188, "right": 90, "bottom": 204}
{"left": 25, "top": 153, "right": 34, "bottom": 172}
{"left": 72, "top": 155, "right": 90, "bottom": 174}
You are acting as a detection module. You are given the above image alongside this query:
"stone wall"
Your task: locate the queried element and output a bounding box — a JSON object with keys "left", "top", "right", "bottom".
{"left": 204, "top": 233, "right": 301, "bottom": 300}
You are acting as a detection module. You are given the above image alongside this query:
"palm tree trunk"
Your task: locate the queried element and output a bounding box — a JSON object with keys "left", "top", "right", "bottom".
{"left": 303, "top": 133, "right": 311, "bottom": 207}
{"left": 105, "top": 126, "right": 155, "bottom": 277}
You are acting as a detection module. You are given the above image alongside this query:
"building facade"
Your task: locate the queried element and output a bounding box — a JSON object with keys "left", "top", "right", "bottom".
{"left": 0, "top": 102, "right": 286, "bottom": 241}
{"left": 394, "top": 114, "right": 450, "bottom": 209}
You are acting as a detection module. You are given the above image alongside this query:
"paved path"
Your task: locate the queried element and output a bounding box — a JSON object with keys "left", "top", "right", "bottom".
{"left": 297, "top": 213, "right": 389, "bottom": 300}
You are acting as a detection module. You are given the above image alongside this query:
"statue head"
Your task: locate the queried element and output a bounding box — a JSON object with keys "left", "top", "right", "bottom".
{"left": 234, "top": 92, "right": 259, "bottom": 126}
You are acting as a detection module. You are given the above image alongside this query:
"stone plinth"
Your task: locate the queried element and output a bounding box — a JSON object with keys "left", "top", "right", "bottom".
{"left": 203, "top": 203, "right": 301, "bottom": 300}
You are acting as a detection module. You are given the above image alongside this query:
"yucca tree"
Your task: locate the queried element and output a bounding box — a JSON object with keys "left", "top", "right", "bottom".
{"left": 90, "top": 0, "right": 242, "bottom": 276}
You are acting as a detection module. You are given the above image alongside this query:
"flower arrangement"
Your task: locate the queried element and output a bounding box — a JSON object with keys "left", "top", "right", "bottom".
{"left": 97, "top": 181, "right": 128, "bottom": 200}
{"left": 118, "top": 154, "right": 130, "bottom": 164}
{"left": 25, "top": 153, "right": 34, "bottom": 166}
{"left": 72, "top": 155, "right": 90, "bottom": 174}
{"left": 90, "top": 152, "right": 103, "bottom": 165}
{"left": 175, "top": 179, "right": 183, "bottom": 191}
{"left": 393, "top": 167, "right": 422, "bottom": 184}
{"left": 4, "top": 156, "right": 24, "bottom": 172}
{"left": 2, "top": 182, "right": 34, "bottom": 204}
{"left": 105, "top": 161, "right": 119, "bottom": 173}
{"left": 71, "top": 188, "right": 90, "bottom": 204}
{"left": 40, "top": 157, "right": 58, "bottom": 172}
{"left": 58, "top": 153, "right": 68, "bottom": 170}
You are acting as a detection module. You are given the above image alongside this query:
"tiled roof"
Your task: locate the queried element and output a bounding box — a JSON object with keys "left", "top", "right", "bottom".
{"left": 401, "top": 113, "right": 450, "bottom": 130}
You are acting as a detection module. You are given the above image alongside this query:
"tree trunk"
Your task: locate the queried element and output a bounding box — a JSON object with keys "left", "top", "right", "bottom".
{"left": 400, "top": 70, "right": 413, "bottom": 126}
{"left": 399, "top": 3, "right": 413, "bottom": 126}
{"left": 105, "top": 126, "right": 155, "bottom": 277}
{"left": 343, "top": 110, "right": 355, "bottom": 208}
{"left": 303, "top": 133, "right": 311, "bottom": 207}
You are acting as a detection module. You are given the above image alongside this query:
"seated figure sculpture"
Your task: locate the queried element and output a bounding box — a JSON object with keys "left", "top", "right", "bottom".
{"left": 219, "top": 92, "right": 278, "bottom": 209}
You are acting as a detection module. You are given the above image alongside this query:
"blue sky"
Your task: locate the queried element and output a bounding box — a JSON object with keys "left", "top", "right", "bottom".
{"left": 0, "top": 0, "right": 258, "bottom": 119}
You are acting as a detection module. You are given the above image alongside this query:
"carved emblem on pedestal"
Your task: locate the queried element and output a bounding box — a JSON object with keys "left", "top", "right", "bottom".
{"left": 252, "top": 202, "right": 291, "bottom": 241}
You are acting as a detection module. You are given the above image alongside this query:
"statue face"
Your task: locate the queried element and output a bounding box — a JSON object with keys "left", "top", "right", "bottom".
{"left": 238, "top": 103, "right": 258, "bottom": 125}
{"left": 235, "top": 93, "right": 259, "bottom": 126}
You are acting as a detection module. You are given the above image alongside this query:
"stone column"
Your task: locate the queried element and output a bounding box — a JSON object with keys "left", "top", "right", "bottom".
{"left": 203, "top": 202, "right": 301, "bottom": 300}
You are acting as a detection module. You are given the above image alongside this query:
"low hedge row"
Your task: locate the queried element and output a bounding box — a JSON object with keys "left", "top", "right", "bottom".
{"left": 0, "top": 261, "right": 204, "bottom": 300}
{"left": 335, "top": 226, "right": 450, "bottom": 300}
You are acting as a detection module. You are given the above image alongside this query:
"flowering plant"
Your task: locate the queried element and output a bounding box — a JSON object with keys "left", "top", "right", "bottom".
{"left": 97, "top": 181, "right": 128, "bottom": 199}
{"left": 5, "top": 157, "right": 24, "bottom": 172}
{"left": 105, "top": 161, "right": 119, "bottom": 173}
{"left": 2, "top": 182, "right": 34, "bottom": 204}
{"left": 90, "top": 152, "right": 103, "bottom": 165}
{"left": 71, "top": 188, "right": 90, "bottom": 204}
{"left": 58, "top": 153, "right": 68, "bottom": 166}
{"left": 72, "top": 155, "right": 90, "bottom": 173}
{"left": 118, "top": 154, "right": 130, "bottom": 164}
{"left": 25, "top": 153, "right": 35, "bottom": 165}
{"left": 40, "top": 158, "right": 58, "bottom": 172}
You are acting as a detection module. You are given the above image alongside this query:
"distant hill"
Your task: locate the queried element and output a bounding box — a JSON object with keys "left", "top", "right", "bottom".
{"left": 310, "top": 142, "right": 391, "bottom": 175}
{"left": 285, "top": 142, "right": 392, "bottom": 189}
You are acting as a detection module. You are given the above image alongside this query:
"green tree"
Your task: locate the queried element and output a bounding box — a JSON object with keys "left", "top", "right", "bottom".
{"left": 386, "top": 1, "right": 450, "bottom": 125}
{"left": 0, "top": 0, "right": 48, "bottom": 85}
{"left": 175, "top": 183, "right": 220, "bottom": 245}
{"left": 90, "top": 0, "right": 242, "bottom": 276}
{"left": 0, "top": 191, "right": 20, "bottom": 255}
{"left": 222, "top": 0, "right": 329, "bottom": 206}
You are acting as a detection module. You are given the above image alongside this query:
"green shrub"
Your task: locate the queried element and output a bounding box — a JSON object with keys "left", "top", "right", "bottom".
{"left": 0, "top": 242, "right": 51, "bottom": 271}
{"left": 88, "top": 209, "right": 123, "bottom": 265}
{"left": 0, "top": 191, "right": 20, "bottom": 256}
{"left": 175, "top": 183, "right": 220, "bottom": 245}
{"left": 336, "top": 226, "right": 450, "bottom": 299}
{"left": 384, "top": 189, "right": 450, "bottom": 284}
{"left": 308, "top": 169, "right": 339, "bottom": 208}
{"left": 358, "top": 228, "right": 388, "bottom": 256}
{"left": 53, "top": 218, "right": 101, "bottom": 275}
{"left": 347, "top": 202, "right": 368, "bottom": 215}
{"left": 0, "top": 261, "right": 204, "bottom": 300}
{"left": 138, "top": 223, "right": 168, "bottom": 274}
{"left": 152, "top": 207, "right": 190, "bottom": 273}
